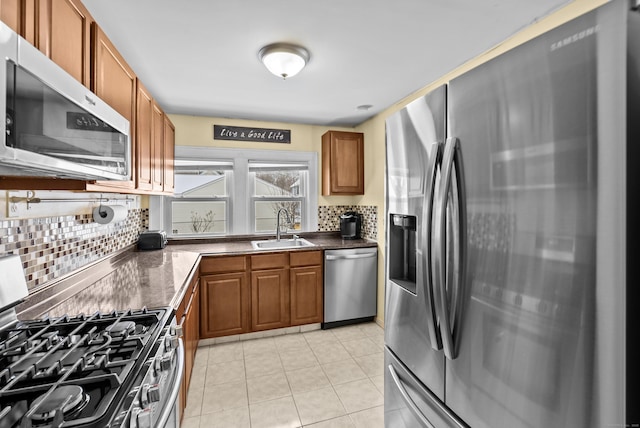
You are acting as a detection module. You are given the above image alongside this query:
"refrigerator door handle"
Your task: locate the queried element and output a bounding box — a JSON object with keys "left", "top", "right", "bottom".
{"left": 388, "top": 364, "right": 437, "bottom": 428}
{"left": 434, "top": 137, "right": 467, "bottom": 360}
{"left": 419, "top": 141, "right": 443, "bottom": 350}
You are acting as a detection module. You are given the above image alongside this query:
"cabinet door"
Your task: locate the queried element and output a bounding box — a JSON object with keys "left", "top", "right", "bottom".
{"left": 36, "top": 0, "right": 92, "bottom": 87}
{"left": 322, "top": 131, "right": 365, "bottom": 195}
{"left": 151, "top": 101, "right": 164, "bottom": 192}
{"left": 251, "top": 268, "right": 290, "bottom": 331}
{"left": 179, "top": 276, "right": 199, "bottom": 418}
{"left": 290, "top": 266, "right": 323, "bottom": 325}
{"left": 135, "top": 80, "right": 153, "bottom": 191}
{"left": 163, "top": 115, "right": 175, "bottom": 193}
{"left": 90, "top": 24, "right": 136, "bottom": 190}
{"left": 200, "top": 272, "right": 250, "bottom": 338}
{"left": 0, "top": 0, "right": 21, "bottom": 34}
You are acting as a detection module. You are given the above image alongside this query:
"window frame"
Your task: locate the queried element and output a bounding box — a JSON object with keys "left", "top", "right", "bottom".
{"left": 151, "top": 146, "right": 318, "bottom": 237}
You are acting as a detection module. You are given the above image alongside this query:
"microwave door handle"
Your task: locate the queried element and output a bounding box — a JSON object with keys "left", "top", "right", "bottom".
{"left": 419, "top": 141, "right": 442, "bottom": 350}
{"left": 435, "top": 137, "right": 467, "bottom": 360}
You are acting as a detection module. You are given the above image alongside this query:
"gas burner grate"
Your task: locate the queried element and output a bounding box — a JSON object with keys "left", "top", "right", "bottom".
{"left": 0, "top": 307, "right": 171, "bottom": 428}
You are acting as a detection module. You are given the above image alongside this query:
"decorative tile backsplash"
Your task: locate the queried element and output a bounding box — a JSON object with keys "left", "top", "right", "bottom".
{"left": 0, "top": 204, "right": 377, "bottom": 292}
{"left": 317, "top": 205, "right": 378, "bottom": 240}
{"left": 0, "top": 209, "right": 148, "bottom": 291}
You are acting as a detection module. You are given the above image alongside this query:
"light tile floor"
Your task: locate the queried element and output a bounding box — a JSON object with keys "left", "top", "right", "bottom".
{"left": 181, "top": 322, "right": 385, "bottom": 428}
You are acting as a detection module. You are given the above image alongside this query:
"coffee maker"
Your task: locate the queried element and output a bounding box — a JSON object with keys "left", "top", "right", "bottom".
{"left": 339, "top": 211, "right": 363, "bottom": 239}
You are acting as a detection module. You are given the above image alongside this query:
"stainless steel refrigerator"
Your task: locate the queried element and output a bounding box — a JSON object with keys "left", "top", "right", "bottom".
{"left": 384, "top": 1, "right": 637, "bottom": 427}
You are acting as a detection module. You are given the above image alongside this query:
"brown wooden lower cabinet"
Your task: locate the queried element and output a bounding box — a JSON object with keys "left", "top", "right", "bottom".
{"left": 251, "top": 268, "right": 290, "bottom": 331}
{"left": 200, "top": 272, "right": 250, "bottom": 338}
{"left": 290, "top": 265, "right": 323, "bottom": 325}
{"left": 198, "top": 250, "right": 323, "bottom": 339}
{"left": 178, "top": 275, "right": 199, "bottom": 419}
{"left": 183, "top": 286, "right": 199, "bottom": 393}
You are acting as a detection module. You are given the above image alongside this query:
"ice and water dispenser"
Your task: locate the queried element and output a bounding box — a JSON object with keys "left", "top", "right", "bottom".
{"left": 388, "top": 214, "right": 417, "bottom": 294}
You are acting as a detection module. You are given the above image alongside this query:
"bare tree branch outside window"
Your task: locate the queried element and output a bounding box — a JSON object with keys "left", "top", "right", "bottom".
{"left": 256, "top": 172, "right": 301, "bottom": 229}
{"left": 191, "top": 210, "right": 215, "bottom": 233}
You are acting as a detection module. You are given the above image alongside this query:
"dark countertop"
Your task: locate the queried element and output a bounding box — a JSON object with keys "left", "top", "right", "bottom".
{"left": 16, "top": 232, "right": 377, "bottom": 320}
{"left": 168, "top": 233, "right": 377, "bottom": 256}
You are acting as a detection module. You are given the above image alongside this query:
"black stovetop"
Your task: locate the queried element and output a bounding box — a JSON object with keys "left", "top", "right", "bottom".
{"left": 0, "top": 307, "right": 170, "bottom": 428}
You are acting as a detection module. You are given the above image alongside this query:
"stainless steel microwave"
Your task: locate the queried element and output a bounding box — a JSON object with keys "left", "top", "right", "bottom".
{"left": 0, "top": 22, "right": 131, "bottom": 181}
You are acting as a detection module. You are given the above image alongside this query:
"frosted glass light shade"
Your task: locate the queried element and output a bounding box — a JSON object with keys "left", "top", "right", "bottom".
{"left": 259, "top": 43, "right": 309, "bottom": 79}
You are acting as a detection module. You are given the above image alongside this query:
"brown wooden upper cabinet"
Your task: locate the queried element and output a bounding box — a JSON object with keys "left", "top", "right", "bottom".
{"left": 0, "top": 0, "right": 22, "bottom": 35}
{"left": 32, "top": 0, "right": 93, "bottom": 87}
{"left": 0, "top": 2, "right": 176, "bottom": 195}
{"left": 322, "top": 130, "right": 365, "bottom": 195}
{"left": 163, "top": 115, "right": 175, "bottom": 194}
{"left": 151, "top": 102, "right": 164, "bottom": 192}
{"left": 135, "top": 80, "right": 153, "bottom": 191}
{"left": 87, "top": 23, "right": 136, "bottom": 191}
{"left": 135, "top": 81, "right": 171, "bottom": 194}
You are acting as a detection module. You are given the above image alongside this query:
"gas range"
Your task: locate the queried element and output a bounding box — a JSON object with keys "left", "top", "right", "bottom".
{"left": 0, "top": 255, "right": 183, "bottom": 428}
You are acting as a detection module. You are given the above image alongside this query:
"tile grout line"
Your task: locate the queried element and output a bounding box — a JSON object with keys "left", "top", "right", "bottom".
{"left": 275, "top": 340, "right": 303, "bottom": 428}
{"left": 242, "top": 345, "right": 252, "bottom": 428}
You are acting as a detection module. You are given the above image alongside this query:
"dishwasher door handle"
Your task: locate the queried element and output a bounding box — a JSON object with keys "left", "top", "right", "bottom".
{"left": 325, "top": 253, "right": 377, "bottom": 261}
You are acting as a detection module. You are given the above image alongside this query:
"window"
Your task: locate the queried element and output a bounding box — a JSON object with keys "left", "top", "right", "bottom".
{"left": 169, "top": 160, "right": 232, "bottom": 235}
{"left": 153, "top": 147, "right": 318, "bottom": 237}
{"left": 250, "top": 162, "right": 308, "bottom": 233}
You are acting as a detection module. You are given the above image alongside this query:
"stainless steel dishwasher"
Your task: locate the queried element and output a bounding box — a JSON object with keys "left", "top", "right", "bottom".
{"left": 323, "top": 247, "right": 378, "bottom": 328}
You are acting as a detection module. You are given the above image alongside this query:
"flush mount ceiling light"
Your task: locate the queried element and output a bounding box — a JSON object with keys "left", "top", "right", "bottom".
{"left": 259, "top": 43, "right": 310, "bottom": 79}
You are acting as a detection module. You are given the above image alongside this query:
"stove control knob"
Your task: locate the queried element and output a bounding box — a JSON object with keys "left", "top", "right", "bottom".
{"left": 129, "top": 407, "right": 151, "bottom": 428}
{"left": 160, "top": 354, "right": 173, "bottom": 371}
{"left": 171, "top": 324, "right": 184, "bottom": 337}
{"left": 136, "top": 408, "right": 152, "bottom": 428}
{"left": 141, "top": 384, "right": 151, "bottom": 407}
{"left": 153, "top": 356, "right": 162, "bottom": 375}
{"left": 165, "top": 335, "right": 179, "bottom": 351}
{"left": 147, "top": 384, "right": 161, "bottom": 403}
{"left": 141, "top": 383, "right": 161, "bottom": 407}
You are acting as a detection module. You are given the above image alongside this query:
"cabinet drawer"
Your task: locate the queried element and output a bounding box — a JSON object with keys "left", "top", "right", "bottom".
{"left": 290, "top": 251, "right": 323, "bottom": 267}
{"left": 200, "top": 256, "right": 247, "bottom": 274}
{"left": 251, "top": 253, "right": 289, "bottom": 270}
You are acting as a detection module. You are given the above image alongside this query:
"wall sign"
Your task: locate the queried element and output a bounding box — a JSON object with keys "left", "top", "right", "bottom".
{"left": 214, "top": 124, "right": 291, "bottom": 143}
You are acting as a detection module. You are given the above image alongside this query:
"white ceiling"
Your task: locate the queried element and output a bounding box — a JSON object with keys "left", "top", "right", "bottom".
{"left": 82, "top": 0, "right": 570, "bottom": 127}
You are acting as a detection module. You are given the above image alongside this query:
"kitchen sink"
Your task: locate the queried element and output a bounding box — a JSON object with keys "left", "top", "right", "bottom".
{"left": 251, "top": 238, "right": 315, "bottom": 250}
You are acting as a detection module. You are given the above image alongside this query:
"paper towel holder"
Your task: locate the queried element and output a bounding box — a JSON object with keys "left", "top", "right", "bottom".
{"left": 9, "top": 190, "right": 134, "bottom": 210}
{"left": 97, "top": 198, "right": 108, "bottom": 219}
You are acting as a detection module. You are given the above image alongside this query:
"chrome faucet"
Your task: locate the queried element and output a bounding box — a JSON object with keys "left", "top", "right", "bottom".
{"left": 276, "top": 208, "right": 291, "bottom": 241}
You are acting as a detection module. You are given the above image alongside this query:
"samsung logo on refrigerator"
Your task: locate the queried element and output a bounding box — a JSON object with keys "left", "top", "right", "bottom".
{"left": 550, "top": 24, "right": 600, "bottom": 51}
